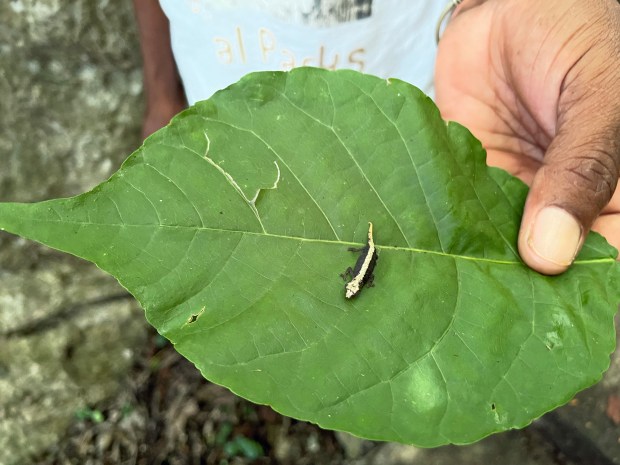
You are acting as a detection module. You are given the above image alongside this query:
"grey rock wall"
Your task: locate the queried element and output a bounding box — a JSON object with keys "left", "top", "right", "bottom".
{"left": 0, "top": 1, "right": 148, "bottom": 464}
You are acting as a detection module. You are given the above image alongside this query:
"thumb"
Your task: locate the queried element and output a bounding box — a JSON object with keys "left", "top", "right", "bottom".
{"left": 514, "top": 0, "right": 620, "bottom": 274}
{"left": 518, "top": 118, "right": 620, "bottom": 274}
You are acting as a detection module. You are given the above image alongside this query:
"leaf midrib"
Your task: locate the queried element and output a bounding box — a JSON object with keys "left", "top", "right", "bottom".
{"left": 6, "top": 216, "right": 613, "bottom": 266}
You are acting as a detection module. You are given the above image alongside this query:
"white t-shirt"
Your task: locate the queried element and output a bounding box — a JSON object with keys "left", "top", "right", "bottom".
{"left": 159, "top": 0, "right": 444, "bottom": 104}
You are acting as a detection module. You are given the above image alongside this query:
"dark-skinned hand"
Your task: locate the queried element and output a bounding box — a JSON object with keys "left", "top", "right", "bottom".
{"left": 436, "top": 0, "right": 620, "bottom": 274}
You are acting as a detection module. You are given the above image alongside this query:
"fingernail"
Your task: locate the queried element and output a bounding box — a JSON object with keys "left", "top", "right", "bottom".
{"left": 528, "top": 206, "right": 582, "bottom": 266}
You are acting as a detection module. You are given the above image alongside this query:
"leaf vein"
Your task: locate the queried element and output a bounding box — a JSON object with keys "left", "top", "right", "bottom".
{"left": 199, "top": 117, "right": 342, "bottom": 241}
{"left": 277, "top": 91, "right": 410, "bottom": 246}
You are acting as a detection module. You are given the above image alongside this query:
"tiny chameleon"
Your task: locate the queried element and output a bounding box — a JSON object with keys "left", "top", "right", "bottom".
{"left": 341, "top": 222, "right": 379, "bottom": 299}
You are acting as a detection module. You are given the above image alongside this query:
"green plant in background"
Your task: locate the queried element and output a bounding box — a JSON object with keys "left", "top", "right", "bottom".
{"left": 75, "top": 407, "right": 105, "bottom": 424}
{"left": 0, "top": 68, "right": 618, "bottom": 446}
{"left": 222, "top": 436, "right": 264, "bottom": 460}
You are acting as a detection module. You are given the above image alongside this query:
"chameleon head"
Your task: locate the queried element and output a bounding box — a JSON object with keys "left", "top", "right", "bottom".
{"left": 345, "top": 281, "right": 360, "bottom": 299}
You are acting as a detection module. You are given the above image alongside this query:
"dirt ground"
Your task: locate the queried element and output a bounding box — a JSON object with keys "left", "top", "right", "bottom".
{"left": 34, "top": 328, "right": 347, "bottom": 465}
{"left": 28, "top": 320, "right": 620, "bottom": 465}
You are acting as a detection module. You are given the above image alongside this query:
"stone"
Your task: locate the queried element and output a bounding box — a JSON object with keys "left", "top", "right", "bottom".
{"left": 0, "top": 0, "right": 143, "bottom": 226}
{"left": 335, "top": 431, "right": 374, "bottom": 459}
{"left": 0, "top": 258, "right": 147, "bottom": 465}
{"left": 0, "top": 0, "right": 147, "bottom": 463}
{"left": 361, "top": 429, "right": 565, "bottom": 465}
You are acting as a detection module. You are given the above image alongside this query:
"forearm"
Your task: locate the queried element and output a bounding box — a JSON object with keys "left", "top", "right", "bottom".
{"left": 133, "top": 0, "right": 186, "bottom": 135}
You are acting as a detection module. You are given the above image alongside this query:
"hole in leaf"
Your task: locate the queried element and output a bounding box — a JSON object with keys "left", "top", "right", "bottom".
{"left": 185, "top": 307, "right": 206, "bottom": 326}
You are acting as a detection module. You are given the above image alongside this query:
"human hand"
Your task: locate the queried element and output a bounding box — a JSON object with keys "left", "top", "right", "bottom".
{"left": 435, "top": 0, "right": 620, "bottom": 274}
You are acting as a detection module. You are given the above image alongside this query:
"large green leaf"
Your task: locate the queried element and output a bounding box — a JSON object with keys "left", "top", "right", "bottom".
{"left": 1, "top": 68, "right": 618, "bottom": 446}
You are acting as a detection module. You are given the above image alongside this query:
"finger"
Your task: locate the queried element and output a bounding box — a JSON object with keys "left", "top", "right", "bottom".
{"left": 591, "top": 185, "right": 620, "bottom": 256}
{"left": 453, "top": 0, "right": 488, "bottom": 17}
{"left": 486, "top": 149, "right": 541, "bottom": 187}
{"left": 592, "top": 214, "right": 620, "bottom": 256}
{"left": 518, "top": 118, "right": 620, "bottom": 274}
{"left": 517, "top": 0, "right": 620, "bottom": 274}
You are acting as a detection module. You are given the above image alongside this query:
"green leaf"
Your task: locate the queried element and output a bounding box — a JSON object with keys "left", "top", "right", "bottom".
{"left": 1, "top": 68, "right": 618, "bottom": 446}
